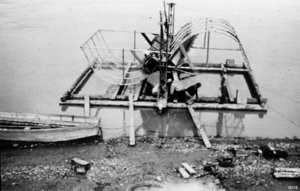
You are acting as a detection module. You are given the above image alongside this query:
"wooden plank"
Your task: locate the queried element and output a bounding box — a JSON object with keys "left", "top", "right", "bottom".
{"left": 71, "top": 157, "right": 90, "bottom": 166}
{"left": 223, "top": 75, "right": 235, "bottom": 102}
{"left": 168, "top": 65, "right": 249, "bottom": 74}
{"left": 112, "top": 62, "right": 134, "bottom": 99}
{"left": 179, "top": 44, "right": 194, "bottom": 69}
{"left": 178, "top": 167, "right": 190, "bottom": 179}
{"left": 275, "top": 168, "right": 300, "bottom": 173}
{"left": 181, "top": 163, "right": 196, "bottom": 175}
{"left": 128, "top": 94, "right": 135, "bottom": 146}
{"left": 236, "top": 90, "right": 247, "bottom": 104}
{"left": 187, "top": 105, "right": 212, "bottom": 148}
{"left": 61, "top": 63, "right": 95, "bottom": 102}
{"left": 130, "top": 50, "right": 143, "bottom": 64}
{"left": 244, "top": 71, "right": 263, "bottom": 104}
{"left": 84, "top": 95, "right": 90, "bottom": 117}
{"left": 60, "top": 99, "right": 267, "bottom": 111}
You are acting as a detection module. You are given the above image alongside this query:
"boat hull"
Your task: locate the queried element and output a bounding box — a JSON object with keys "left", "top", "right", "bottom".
{"left": 0, "top": 112, "right": 101, "bottom": 142}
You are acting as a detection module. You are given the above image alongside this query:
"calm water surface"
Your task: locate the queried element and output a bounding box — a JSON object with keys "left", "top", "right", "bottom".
{"left": 0, "top": 0, "right": 299, "bottom": 139}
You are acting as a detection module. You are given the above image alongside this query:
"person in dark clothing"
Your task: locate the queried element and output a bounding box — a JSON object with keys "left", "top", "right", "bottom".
{"left": 185, "top": 82, "right": 201, "bottom": 104}
{"left": 171, "top": 82, "right": 201, "bottom": 104}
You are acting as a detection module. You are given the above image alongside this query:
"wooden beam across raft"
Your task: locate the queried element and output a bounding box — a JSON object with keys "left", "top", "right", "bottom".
{"left": 60, "top": 63, "right": 95, "bottom": 102}
{"left": 60, "top": 99, "right": 267, "bottom": 112}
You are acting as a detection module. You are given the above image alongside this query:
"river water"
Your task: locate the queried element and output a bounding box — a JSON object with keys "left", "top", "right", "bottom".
{"left": 0, "top": 0, "right": 299, "bottom": 139}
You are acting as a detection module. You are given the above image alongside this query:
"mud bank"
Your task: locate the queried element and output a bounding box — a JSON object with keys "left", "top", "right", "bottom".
{"left": 1, "top": 137, "right": 300, "bottom": 191}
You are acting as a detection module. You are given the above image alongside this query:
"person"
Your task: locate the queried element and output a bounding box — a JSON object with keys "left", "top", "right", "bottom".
{"left": 185, "top": 82, "right": 201, "bottom": 104}
{"left": 170, "top": 80, "right": 201, "bottom": 104}
{"left": 170, "top": 79, "right": 185, "bottom": 102}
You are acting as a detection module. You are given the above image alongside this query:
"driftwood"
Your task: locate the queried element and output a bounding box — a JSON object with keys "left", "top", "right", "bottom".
{"left": 274, "top": 168, "right": 300, "bottom": 178}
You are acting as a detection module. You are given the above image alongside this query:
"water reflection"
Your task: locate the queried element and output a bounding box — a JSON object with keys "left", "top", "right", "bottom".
{"left": 59, "top": 105, "right": 265, "bottom": 139}
{"left": 137, "top": 109, "right": 265, "bottom": 138}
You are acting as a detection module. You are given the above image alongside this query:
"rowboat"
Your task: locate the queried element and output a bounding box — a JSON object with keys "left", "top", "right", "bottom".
{"left": 0, "top": 112, "right": 101, "bottom": 142}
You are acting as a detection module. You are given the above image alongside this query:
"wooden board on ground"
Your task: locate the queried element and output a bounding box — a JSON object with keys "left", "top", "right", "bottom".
{"left": 181, "top": 162, "right": 196, "bottom": 175}
{"left": 273, "top": 167, "right": 300, "bottom": 178}
{"left": 178, "top": 167, "right": 190, "bottom": 179}
{"left": 187, "top": 105, "right": 212, "bottom": 148}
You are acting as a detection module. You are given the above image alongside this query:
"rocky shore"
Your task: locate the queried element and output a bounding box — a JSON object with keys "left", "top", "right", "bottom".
{"left": 1, "top": 137, "right": 300, "bottom": 191}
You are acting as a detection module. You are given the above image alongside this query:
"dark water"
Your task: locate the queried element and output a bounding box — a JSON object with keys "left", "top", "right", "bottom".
{"left": 0, "top": 0, "right": 300, "bottom": 139}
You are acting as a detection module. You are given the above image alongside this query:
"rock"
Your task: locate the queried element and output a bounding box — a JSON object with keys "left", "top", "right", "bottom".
{"left": 12, "top": 144, "right": 19, "bottom": 147}
{"left": 260, "top": 145, "right": 288, "bottom": 160}
{"left": 217, "top": 157, "right": 234, "bottom": 167}
{"left": 71, "top": 157, "right": 91, "bottom": 171}
{"left": 156, "top": 176, "right": 162, "bottom": 182}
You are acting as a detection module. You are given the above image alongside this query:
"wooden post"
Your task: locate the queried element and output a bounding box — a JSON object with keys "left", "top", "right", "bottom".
{"left": 206, "top": 31, "right": 210, "bottom": 67}
{"left": 128, "top": 94, "right": 135, "bottom": 146}
{"left": 84, "top": 95, "right": 90, "bottom": 117}
{"left": 187, "top": 105, "right": 211, "bottom": 148}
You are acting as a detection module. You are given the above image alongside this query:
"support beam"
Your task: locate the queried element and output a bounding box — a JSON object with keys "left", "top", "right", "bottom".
{"left": 130, "top": 50, "right": 143, "bottom": 64}
{"left": 128, "top": 94, "right": 135, "bottom": 146}
{"left": 179, "top": 44, "right": 194, "bottom": 69}
{"left": 84, "top": 95, "right": 90, "bottom": 117}
{"left": 133, "top": 84, "right": 143, "bottom": 101}
{"left": 60, "top": 99, "right": 267, "bottom": 112}
{"left": 141, "top": 33, "right": 152, "bottom": 46}
{"left": 187, "top": 105, "right": 212, "bottom": 148}
{"left": 61, "top": 63, "right": 95, "bottom": 102}
{"left": 111, "top": 62, "right": 133, "bottom": 99}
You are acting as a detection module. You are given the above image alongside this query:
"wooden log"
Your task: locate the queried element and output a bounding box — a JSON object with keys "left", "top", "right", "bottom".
{"left": 128, "top": 94, "right": 135, "bottom": 146}
{"left": 181, "top": 163, "right": 197, "bottom": 175}
{"left": 177, "top": 167, "right": 190, "bottom": 179}
{"left": 244, "top": 71, "right": 263, "bottom": 104}
{"left": 187, "top": 105, "right": 212, "bottom": 148}
{"left": 236, "top": 90, "right": 247, "bottom": 104}
{"left": 61, "top": 64, "right": 94, "bottom": 102}
{"left": 60, "top": 99, "right": 267, "bottom": 111}
{"left": 84, "top": 95, "right": 90, "bottom": 117}
{"left": 222, "top": 74, "right": 235, "bottom": 102}
{"left": 168, "top": 65, "right": 249, "bottom": 74}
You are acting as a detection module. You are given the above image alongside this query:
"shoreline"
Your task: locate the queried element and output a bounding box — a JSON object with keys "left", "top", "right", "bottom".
{"left": 1, "top": 136, "right": 300, "bottom": 190}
